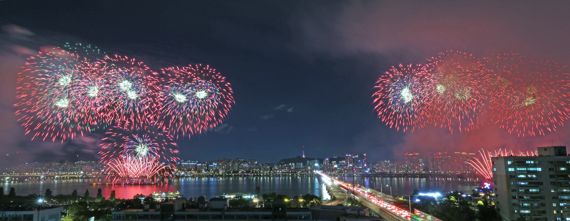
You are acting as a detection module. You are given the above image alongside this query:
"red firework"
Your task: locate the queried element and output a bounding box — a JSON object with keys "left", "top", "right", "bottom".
{"left": 421, "top": 50, "right": 491, "bottom": 133}
{"left": 99, "top": 126, "right": 180, "bottom": 184}
{"left": 15, "top": 47, "right": 90, "bottom": 142}
{"left": 466, "top": 148, "right": 537, "bottom": 181}
{"left": 484, "top": 53, "right": 570, "bottom": 137}
{"left": 93, "top": 55, "right": 161, "bottom": 129}
{"left": 158, "top": 64, "right": 234, "bottom": 138}
{"left": 69, "top": 60, "right": 114, "bottom": 130}
{"left": 372, "top": 64, "right": 431, "bottom": 132}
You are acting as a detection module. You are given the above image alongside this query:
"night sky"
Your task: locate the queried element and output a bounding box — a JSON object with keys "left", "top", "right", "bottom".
{"left": 1, "top": 1, "right": 569, "bottom": 166}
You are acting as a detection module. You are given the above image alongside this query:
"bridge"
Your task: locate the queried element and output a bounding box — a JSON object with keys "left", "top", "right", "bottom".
{"left": 316, "top": 171, "right": 441, "bottom": 221}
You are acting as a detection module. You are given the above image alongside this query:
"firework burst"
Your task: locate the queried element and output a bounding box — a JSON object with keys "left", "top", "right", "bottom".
{"left": 421, "top": 50, "right": 491, "bottom": 133}
{"left": 68, "top": 60, "right": 114, "bottom": 130}
{"left": 93, "top": 55, "right": 161, "bottom": 129}
{"left": 467, "top": 148, "right": 537, "bottom": 181}
{"left": 99, "top": 126, "right": 180, "bottom": 184}
{"left": 15, "top": 47, "right": 90, "bottom": 142}
{"left": 485, "top": 53, "right": 570, "bottom": 136}
{"left": 158, "top": 64, "right": 234, "bottom": 138}
{"left": 372, "top": 64, "right": 431, "bottom": 132}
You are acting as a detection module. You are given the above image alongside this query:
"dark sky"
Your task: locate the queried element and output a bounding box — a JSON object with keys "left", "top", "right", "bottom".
{"left": 0, "top": 1, "right": 569, "bottom": 166}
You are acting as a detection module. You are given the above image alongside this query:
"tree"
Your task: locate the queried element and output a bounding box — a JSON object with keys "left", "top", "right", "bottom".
{"left": 432, "top": 192, "right": 476, "bottom": 221}
{"left": 8, "top": 187, "right": 15, "bottom": 197}
{"left": 96, "top": 188, "right": 103, "bottom": 200}
{"left": 71, "top": 189, "right": 78, "bottom": 198}
{"left": 197, "top": 196, "right": 206, "bottom": 209}
{"left": 110, "top": 190, "right": 116, "bottom": 201}
{"left": 83, "top": 189, "right": 90, "bottom": 199}
{"left": 0, "top": 186, "right": 4, "bottom": 198}
{"left": 478, "top": 204, "right": 501, "bottom": 221}
{"left": 303, "top": 194, "right": 321, "bottom": 207}
{"left": 45, "top": 188, "right": 53, "bottom": 198}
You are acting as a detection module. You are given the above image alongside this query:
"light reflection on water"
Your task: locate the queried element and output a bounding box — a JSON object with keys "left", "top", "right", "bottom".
{"left": 341, "top": 176, "right": 478, "bottom": 195}
{"left": 2, "top": 176, "right": 478, "bottom": 199}
{"left": 2, "top": 176, "right": 322, "bottom": 199}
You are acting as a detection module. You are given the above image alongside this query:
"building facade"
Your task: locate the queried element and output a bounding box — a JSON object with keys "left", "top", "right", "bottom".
{"left": 0, "top": 207, "right": 63, "bottom": 221}
{"left": 493, "top": 146, "right": 570, "bottom": 221}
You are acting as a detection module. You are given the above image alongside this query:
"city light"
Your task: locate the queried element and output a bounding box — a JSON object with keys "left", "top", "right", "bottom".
{"left": 417, "top": 192, "right": 443, "bottom": 199}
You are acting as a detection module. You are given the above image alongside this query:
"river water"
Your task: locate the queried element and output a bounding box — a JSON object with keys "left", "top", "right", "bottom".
{"left": 2, "top": 176, "right": 477, "bottom": 199}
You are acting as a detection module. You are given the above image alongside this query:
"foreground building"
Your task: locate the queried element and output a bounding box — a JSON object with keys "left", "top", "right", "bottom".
{"left": 0, "top": 207, "right": 63, "bottom": 221}
{"left": 493, "top": 146, "right": 570, "bottom": 221}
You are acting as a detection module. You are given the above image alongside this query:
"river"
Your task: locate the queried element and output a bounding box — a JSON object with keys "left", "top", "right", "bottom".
{"left": 2, "top": 175, "right": 478, "bottom": 199}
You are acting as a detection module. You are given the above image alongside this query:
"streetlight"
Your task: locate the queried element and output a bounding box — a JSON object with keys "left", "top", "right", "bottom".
{"left": 36, "top": 197, "right": 45, "bottom": 220}
{"left": 385, "top": 184, "right": 392, "bottom": 196}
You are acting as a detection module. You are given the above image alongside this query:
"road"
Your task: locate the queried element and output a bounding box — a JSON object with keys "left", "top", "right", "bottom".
{"left": 317, "top": 171, "right": 441, "bottom": 221}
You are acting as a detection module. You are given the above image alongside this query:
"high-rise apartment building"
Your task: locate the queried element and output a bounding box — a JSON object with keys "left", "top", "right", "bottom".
{"left": 493, "top": 146, "right": 570, "bottom": 221}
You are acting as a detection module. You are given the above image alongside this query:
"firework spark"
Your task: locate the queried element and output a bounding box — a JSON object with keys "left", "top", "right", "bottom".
{"left": 422, "top": 50, "right": 491, "bottom": 133}
{"left": 62, "top": 42, "right": 106, "bottom": 61}
{"left": 158, "top": 64, "right": 235, "bottom": 138}
{"left": 105, "top": 155, "right": 170, "bottom": 185}
{"left": 372, "top": 64, "right": 431, "bottom": 132}
{"left": 467, "top": 148, "right": 537, "bottom": 181}
{"left": 93, "top": 55, "right": 161, "bottom": 129}
{"left": 15, "top": 47, "right": 89, "bottom": 142}
{"left": 99, "top": 126, "right": 179, "bottom": 184}
{"left": 485, "top": 53, "right": 570, "bottom": 136}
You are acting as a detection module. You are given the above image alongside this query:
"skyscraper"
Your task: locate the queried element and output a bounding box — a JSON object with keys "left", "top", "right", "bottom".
{"left": 493, "top": 146, "right": 570, "bottom": 221}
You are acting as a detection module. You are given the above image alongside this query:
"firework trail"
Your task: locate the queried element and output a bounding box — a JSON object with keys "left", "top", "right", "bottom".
{"left": 98, "top": 126, "right": 180, "bottom": 184}
{"left": 421, "top": 50, "right": 491, "bottom": 133}
{"left": 372, "top": 64, "right": 431, "bottom": 132}
{"left": 15, "top": 47, "right": 89, "bottom": 142}
{"left": 466, "top": 148, "right": 537, "bottom": 181}
{"left": 105, "top": 156, "right": 170, "bottom": 185}
{"left": 484, "top": 53, "right": 570, "bottom": 137}
{"left": 158, "top": 64, "right": 234, "bottom": 138}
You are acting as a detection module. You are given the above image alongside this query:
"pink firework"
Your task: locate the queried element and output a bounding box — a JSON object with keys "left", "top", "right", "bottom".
{"left": 158, "top": 64, "right": 234, "bottom": 138}
{"left": 466, "top": 148, "right": 537, "bottom": 181}
{"left": 99, "top": 126, "right": 180, "bottom": 184}
{"left": 421, "top": 50, "right": 491, "bottom": 133}
{"left": 372, "top": 64, "right": 431, "bottom": 132}
{"left": 15, "top": 47, "right": 89, "bottom": 142}
{"left": 484, "top": 53, "right": 570, "bottom": 137}
{"left": 93, "top": 55, "right": 161, "bottom": 129}
{"left": 105, "top": 156, "right": 170, "bottom": 185}
{"left": 69, "top": 60, "right": 114, "bottom": 130}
